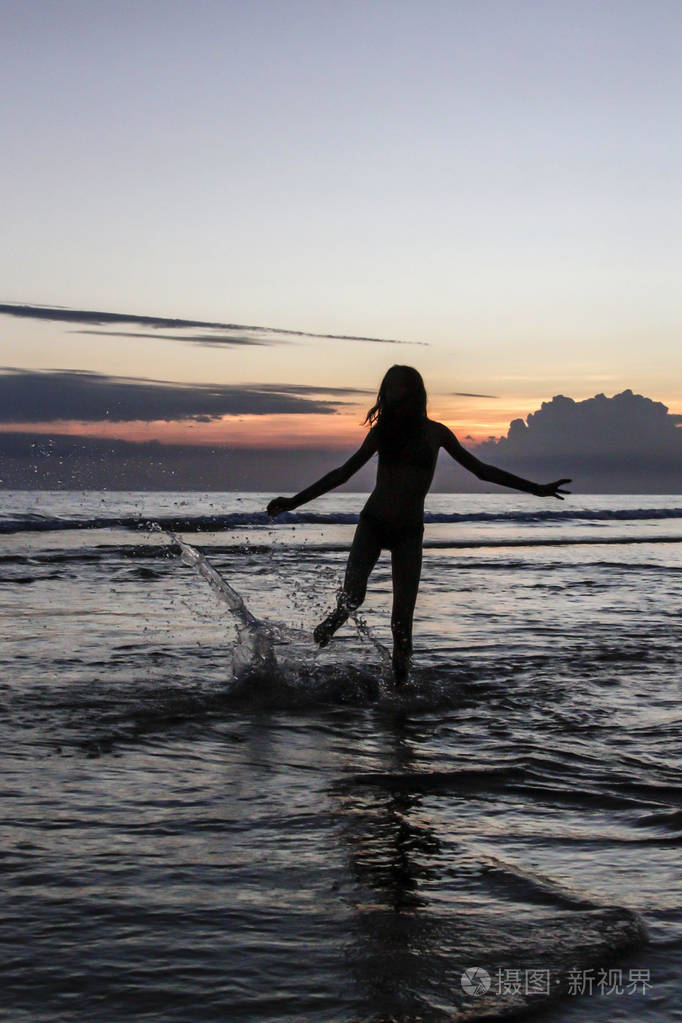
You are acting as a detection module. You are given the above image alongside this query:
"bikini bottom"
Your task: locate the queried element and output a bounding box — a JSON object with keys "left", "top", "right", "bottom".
{"left": 358, "top": 509, "right": 424, "bottom": 552}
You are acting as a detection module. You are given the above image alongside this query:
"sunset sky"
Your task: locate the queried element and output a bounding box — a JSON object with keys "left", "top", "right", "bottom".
{"left": 2, "top": 0, "right": 681, "bottom": 480}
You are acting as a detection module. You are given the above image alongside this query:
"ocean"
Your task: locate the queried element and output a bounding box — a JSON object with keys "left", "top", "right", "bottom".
{"left": 1, "top": 490, "right": 681, "bottom": 1022}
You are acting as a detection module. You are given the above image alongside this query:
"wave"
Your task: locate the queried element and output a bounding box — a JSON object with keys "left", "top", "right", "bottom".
{"left": 2, "top": 504, "right": 682, "bottom": 534}
{"left": 3, "top": 540, "right": 682, "bottom": 576}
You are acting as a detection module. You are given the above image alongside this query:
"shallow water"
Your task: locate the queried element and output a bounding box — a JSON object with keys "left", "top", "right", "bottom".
{"left": 1, "top": 492, "right": 681, "bottom": 1021}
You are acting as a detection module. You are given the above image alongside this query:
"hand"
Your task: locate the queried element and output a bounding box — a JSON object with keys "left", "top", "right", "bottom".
{"left": 535, "top": 479, "right": 572, "bottom": 500}
{"left": 266, "top": 496, "right": 295, "bottom": 517}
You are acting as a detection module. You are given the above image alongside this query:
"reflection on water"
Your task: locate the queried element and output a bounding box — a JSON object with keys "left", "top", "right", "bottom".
{"left": 1, "top": 492, "right": 680, "bottom": 1021}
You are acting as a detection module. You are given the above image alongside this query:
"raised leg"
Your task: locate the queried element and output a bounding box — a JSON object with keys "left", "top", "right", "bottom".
{"left": 314, "top": 516, "right": 382, "bottom": 647}
{"left": 390, "top": 532, "right": 423, "bottom": 685}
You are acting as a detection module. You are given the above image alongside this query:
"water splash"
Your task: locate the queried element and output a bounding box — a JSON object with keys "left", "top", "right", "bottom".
{"left": 151, "top": 523, "right": 278, "bottom": 678}
{"left": 149, "top": 523, "right": 397, "bottom": 697}
{"left": 345, "top": 603, "right": 393, "bottom": 682}
{"left": 307, "top": 568, "right": 392, "bottom": 684}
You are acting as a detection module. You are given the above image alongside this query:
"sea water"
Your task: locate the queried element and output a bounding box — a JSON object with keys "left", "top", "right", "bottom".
{"left": 1, "top": 491, "right": 681, "bottom": 1021}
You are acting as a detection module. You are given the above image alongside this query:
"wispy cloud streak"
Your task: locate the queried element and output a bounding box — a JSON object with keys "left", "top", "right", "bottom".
{"left": 0, "top": 303, "right": 427, "bottom": 347}
{"left": 71, "top": 330, "right": 268, "bottom": 347}
{"left": 451, "top": 391, "right": 499, "bottom": 399}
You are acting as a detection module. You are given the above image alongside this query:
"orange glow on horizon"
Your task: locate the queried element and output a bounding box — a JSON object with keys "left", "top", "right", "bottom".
{"left": 0, "top": 400, "right": 539, "bottom": 448}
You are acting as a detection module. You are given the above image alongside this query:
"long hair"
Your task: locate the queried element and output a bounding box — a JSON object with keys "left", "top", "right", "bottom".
{"left": 363, "top": 365, "right": 428, "bottom": 458}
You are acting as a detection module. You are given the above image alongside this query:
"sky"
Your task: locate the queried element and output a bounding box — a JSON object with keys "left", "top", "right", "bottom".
{"left": 1, "top": 0, "right": 681, "bottom": 489}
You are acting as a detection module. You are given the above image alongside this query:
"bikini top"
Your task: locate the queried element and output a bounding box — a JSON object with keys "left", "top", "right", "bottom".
{"left": 377, "top": 429, "right": 436, "bottom": 472}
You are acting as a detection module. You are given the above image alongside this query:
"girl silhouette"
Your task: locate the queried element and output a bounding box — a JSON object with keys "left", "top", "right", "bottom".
{"left": 266, "top": 365, "right": 570, "bottom": 685}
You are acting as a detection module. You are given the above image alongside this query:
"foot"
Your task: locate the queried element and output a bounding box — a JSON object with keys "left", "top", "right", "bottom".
{"left": 313, "top": 619, "right": 334, "bottom": 648}
{"left": 313, "top": 606, "right": 348, "bottom": 648}
{"left": 392, "top": 646, "right": 411, "bottom": 687}
{"left": 393, "top": 664, "right": 409, "bottom": 687}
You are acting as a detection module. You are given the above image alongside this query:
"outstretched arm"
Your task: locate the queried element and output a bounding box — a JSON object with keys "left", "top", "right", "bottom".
{"left": 266, "top": 428, "right": 379, "bottom": 516}
{"left": 439, "top": 423, "right": 571, "bottom": 499}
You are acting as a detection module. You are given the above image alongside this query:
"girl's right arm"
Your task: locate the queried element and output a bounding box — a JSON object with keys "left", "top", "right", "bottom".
{"left": 266, "top": 427, "right": 379, "bottom": 516}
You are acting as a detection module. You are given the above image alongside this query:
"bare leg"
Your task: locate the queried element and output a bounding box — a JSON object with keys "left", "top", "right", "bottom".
{"left": 390, "top": 532, "right": 423, "bottom": 685}
{"left": 314, "top": 516, "right": 382, "bottom": 646}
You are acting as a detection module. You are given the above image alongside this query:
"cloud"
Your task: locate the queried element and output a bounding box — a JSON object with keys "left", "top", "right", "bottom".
{"left": 0, "top": 369, "right": 350, "bottom": 423}
{"left": 0, "top": 302, "right": 426, "bottom": 347}
{"left": 478, "top": 390, "right": 682, "bottom": 458}
{"left": 3, "top": 390, "right": 682, "bottom": 493}
{"left": 252, "top": 383, "right": 374, "bottom": 396}
{"left": 4, "top": 381, "right": 680, "bottom": 492}
{"left": 451, "top": 392, "right": 499, "bottom": 399}
{"left": 471, "top": 390, "right": 682, "bottom": 491}
{"left": 71, "top": 330, "right": 269, "bottom": 348}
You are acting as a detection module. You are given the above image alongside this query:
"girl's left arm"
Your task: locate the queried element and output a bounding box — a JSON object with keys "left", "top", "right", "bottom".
{"left": 438, "top": 423, "right": 571, "bottom": 499}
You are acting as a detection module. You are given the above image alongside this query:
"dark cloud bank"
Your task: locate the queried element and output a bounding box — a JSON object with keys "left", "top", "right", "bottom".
{"left": 0, "top": 369, "right": 354, "bottom": 423}
{"left": 1, "top": 386, "right": 680, "bottom": 492}
{"left": 474, "top": 390, "right": 682, "bottom": 493}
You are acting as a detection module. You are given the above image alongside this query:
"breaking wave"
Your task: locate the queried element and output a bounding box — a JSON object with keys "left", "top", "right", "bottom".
{"left": 2, "top": 504, "right": 682, "bottom": 534}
